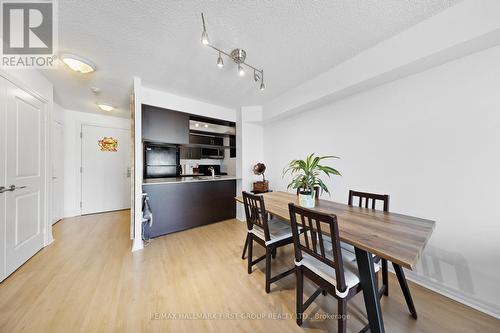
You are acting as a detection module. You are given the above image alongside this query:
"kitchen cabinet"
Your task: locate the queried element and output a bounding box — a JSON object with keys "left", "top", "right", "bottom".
{"left": 229, "top": 135, "right": 236, "bottom": 158}
{"left": 180, "top": 146, "right": 201, "bottom": 160}
{"left": 189, "top": 134, "right": 224, "bottom": 146}
{"left": 143, "top": 180, "right": 236, "bottom": 237}
{"left": 142, "top": 105, "right": 189, "bottom": 144}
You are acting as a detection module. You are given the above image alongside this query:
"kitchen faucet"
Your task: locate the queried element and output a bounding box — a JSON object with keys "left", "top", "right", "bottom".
{"left": 208, "top": 166, "right": 215, "bottom": 178}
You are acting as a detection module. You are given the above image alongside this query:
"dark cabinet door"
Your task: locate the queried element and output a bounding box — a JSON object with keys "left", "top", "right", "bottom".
{"left": 190, "top": 147, "right": 201, "bottom": 159}
{"left": 180, "top": 147, "right": 201, "bottom": 160}
{"left": 143, "top": 180, "right": 237, "bottom": 237}
{"left": 212, "top": 136, "right": 224, "bottom": 146}
{"left": 229, "top": 135, "right": 236, "bottom": 158}
{"left": 142, "top": 106, "right": 189, "bottom": 144}
{"left": 189, "top": 134, "right": 224, "bottom": 146}
{"left": 180, "top": 147, "right": 190, "bottom": 159}
{"left": 189, "top": 134, "right": 210, "bottom": 145}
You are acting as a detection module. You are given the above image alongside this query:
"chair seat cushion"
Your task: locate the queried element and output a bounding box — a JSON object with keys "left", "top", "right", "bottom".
{"left": 249, "top": 218, "right": 294, "bottom": 245}
{"left": 296, "top": 240, "right": 380, "bottom": 298}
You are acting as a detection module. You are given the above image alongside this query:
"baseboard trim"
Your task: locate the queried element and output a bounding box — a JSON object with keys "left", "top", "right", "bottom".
{"left": 131, "top": 238, "right": 144, "bottom": 252}
{"left": 401, "top": 269, "right": 500, "bottom": 320}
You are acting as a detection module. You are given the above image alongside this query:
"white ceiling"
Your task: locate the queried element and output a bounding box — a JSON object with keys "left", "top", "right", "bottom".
{"left": 42, "top": 0, "right": 461, "bottom": 118}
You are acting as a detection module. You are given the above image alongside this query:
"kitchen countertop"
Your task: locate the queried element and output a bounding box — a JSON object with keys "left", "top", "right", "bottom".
{"left": 143, "top": 175, "right": 239, "bottom": 185}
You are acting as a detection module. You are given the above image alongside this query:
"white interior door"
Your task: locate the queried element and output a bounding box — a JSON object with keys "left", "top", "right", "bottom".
{"left": 0, "top": 78, "right": 6, "bottom": 280}
{"left": 81, "top": 125, "right": 130, "bottom": 215}
{"left": 51, "top": 121, "right": 64, "bottom": 223}
{"left": 3, "top": 78, "right": 46, "bottom": 278}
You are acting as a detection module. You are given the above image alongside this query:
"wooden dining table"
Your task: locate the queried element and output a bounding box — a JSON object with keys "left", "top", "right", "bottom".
{"left": 235, "top": 191, "right": 435, "bottom": 333}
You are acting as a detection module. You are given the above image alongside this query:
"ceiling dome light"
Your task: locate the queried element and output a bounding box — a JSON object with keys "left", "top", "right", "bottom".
{"left": 60, "top": 54, "right": 96, "bottom": 73}
{"left": 98, "top": 104, "right": 115, "bottom": 112}
{"left": 238, "top": 64, "right": 245, "bottom": 76}
{"left": 216, "top": 52, "right": 224, "bottom": 68}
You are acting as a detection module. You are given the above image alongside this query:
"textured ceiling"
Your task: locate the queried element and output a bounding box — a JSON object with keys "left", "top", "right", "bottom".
{"left": 42, "top": 0, "right": 462, "bottom": 117}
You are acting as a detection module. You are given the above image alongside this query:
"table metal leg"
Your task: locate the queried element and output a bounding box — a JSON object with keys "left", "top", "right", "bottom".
{"left": 355, "top": 247, "right": 385, "bottom": 333}
{"left": 393, "top": 263, "right": 418, "bottom": 319}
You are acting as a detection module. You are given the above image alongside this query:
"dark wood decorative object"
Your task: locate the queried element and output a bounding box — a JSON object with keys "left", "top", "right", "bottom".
{"left": 253, "top": 180, "right": 269, "bottom": 192}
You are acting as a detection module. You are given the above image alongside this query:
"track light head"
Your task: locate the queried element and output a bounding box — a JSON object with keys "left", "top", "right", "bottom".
{"left": 217, "top": 52, "right": 224, "bottom": 68}
{"left": 201, "top": 31, "right": 210, "bottom": 45}
{"left": 201, "top": 13, "right": 210, "bottom": 45}
{"left": 253, "top": 70, "right": 261, "bottom": 82}
{"left": 260, "top": 81, "right": 265, "bottom": 91}
{"left": 238, "top": 64, "right": 245, "bottom": 76}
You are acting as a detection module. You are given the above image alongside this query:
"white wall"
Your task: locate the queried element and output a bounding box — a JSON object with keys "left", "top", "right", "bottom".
{"left": 236, "top": 106, "right": 265, "bottom": 220}
{"left": 62, "top": 109, "right": 130, "bottom": 217}
{"left": 264, "top": 0, "right": 500, "bottom": 121}
{"left": 263, "top": 46, "right": 500, "bottom": 318}
{"left": 141, "top": 84, "right": 236, "bottom": 122}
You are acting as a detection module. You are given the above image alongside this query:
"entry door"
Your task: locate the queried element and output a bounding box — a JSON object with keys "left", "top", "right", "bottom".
{"left": 81, "top": 125, "right": 130, "bottom": 215}
{"left": 3, "top": 78, "right": 46, "bottom": 278}
{"left": 51, "top": 121, "right": 64, "bottom": 223}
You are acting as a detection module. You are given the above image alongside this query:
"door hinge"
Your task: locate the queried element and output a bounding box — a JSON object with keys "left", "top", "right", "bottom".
{"left": 80, "top": 201, "right": 82, "bottom": 208}
{"left": 80, "top": 166, "right": 83, "bottom": 173}
{"left": 80, "top": 132, "right": 82, "bottom": 138}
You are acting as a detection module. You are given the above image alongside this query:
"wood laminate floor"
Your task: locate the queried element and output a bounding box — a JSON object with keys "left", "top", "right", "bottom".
{"left": 0, "top": 210, "right": 498, "bottom": 332}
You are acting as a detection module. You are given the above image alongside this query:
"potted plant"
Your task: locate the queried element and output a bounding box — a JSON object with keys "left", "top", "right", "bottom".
{"left": 282, "top": 153, "right": 341, "bottom": 208}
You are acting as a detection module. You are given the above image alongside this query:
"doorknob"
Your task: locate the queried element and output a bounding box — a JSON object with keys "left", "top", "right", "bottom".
{"left": 1, "top": 185, "right": 27, "bottom": 192}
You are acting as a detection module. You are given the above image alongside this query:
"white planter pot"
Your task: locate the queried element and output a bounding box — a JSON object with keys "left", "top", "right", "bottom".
{"left": 298, "top": 193, "right": 315, "bottom": 208}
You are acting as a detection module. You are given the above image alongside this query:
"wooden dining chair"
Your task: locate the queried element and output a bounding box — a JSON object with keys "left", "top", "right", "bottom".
{"left": 347, "top": 190, "right": 417, "bottom": 319}
{"left": 242, "top": 191, "right": 296, "bottom": 293}
{"left": 296, "top": 186, "right": 320, "bottom": 198}
{"left": 288, "top": 203, "right": 380, "bottom": 333}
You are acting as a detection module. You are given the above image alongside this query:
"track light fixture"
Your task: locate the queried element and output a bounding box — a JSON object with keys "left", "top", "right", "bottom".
{"left": 199, "top": 13, "right": 265, "bottom": 91}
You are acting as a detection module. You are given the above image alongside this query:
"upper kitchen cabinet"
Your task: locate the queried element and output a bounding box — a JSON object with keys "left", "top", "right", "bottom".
{"left": 189, "top": 134, "right": 224, "bottom": 146}
{"left": 142, "top": 105, "right": 189, "bottom": 144}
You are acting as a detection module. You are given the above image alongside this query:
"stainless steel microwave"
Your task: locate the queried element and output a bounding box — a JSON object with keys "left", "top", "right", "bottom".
{"left": 201, "top": 147, "right": 224, "bottom": 159}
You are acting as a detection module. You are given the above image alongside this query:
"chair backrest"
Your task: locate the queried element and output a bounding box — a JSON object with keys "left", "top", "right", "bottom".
{"left": 242, "top": 191, "right": 271, "bottom": 241}
{"left": 348, "top": 190, "right": 389, "bottom": 212}
{"left": 296, "top": 186, "right": 320, "bottom": 198}
{"left": 288, "top": 203, "right": 346, "bottom": 292}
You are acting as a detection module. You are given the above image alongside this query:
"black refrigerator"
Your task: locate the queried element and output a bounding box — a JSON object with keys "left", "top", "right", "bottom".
{"left": 144, "top": 143, "right": 180, "bottom": 178}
